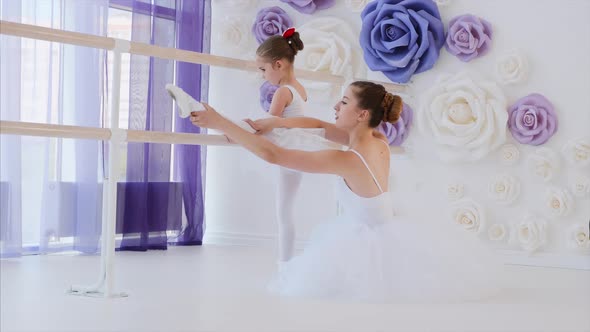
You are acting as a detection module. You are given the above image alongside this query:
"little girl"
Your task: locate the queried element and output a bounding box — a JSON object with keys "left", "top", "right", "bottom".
{"left": 254, "top": 28, "right": 312, "bottom": 266}
{"left": 168, "top": 28, "right": 332, "bottom": 267}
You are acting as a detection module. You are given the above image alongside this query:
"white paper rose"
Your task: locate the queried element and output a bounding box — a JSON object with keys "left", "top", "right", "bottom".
{"left": 488, "top": 223, "right": 507, "bottom": 241}
{"left": 297, "top": 17, "right": 366, "bottom": 99}
{"left": 297, "top": 17, "right": 366, "bottom": 79}
{"left": 562, "top": 137, "right": 590, "bottom": 168}
{"left": 526, "top": 147, "right": 560, "bottom": 182}
{"left": 450, "top": 198, "right": 485, "bottom": 233}
{"left": 418, "top": 72, "right": 508, "bottom": 162}
{"left": 495, "top": 49, "right": 529, "bottom": 85}
{"left": 570, "top": 174, "right": 590, "bottom": 198}
{"left": 566, "top": 224, "right": 590, "bottom": 250}
{"left": 544, "top": 187, "right": 574, "bottom": 218}
{"left": 214, "top": 17, "right": 253, "bottom": 57}
{"left": 488, "top": 174, "right": 521, "bottom": 205}
{"left": 446, "top": 183, "right": 464, "bottom": 201}
{"left": 345, "top": 0, "right": 370, "bottom": 12}
{"left": 516, "top": 214, "right": 547, "bottom": 253}
{"left": 499, "top": 143, "right": 520, "bottom": 166}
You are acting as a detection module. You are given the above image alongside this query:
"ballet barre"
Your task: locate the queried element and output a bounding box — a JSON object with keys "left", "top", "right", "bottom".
{"left": 0, "top": 120, "right": 406, "bottom": 151}
{"left": 0, "top": 20, "right": 406, "bottom": 93}
{"left": 0, "top": 19, "right": 406, "bottom": 299}
{"left": 0, "top": 120, "right": 234, "bottom": 146}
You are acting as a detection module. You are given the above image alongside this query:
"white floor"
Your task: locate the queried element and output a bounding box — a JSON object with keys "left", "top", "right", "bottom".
{"left": 1, "top": 245, "right": 589, "bottom": 332}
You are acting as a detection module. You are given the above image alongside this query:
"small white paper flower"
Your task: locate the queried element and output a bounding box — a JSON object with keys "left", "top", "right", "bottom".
{"left": 214, "top": 16, "right": 253, "bottom": 56}
{"left": 495, "top": 49, "right": 529, "bottom": 85}
{"left": 488, "top": 174, "right": 521, "bottom": 205}
{"left": 434, "top": 0, "right": 452, "bottom": 7}
{"left": 570, "top": 174, "right": 590, "bottom": 198}
{"left": 562, "top": 137, "right": 590, "bottom": 168}
{"left": 544, "top": 187, "right": 574, "bottom": 218}
{"left": 488, "top": 223, "right": 507, "bottom": 241}
{"left": 345, "top": 0, "right": 370, "bottom": 12}
{"left": 526, "top": 147, "right": 560, "bottom": 182}
{"left": 446, "top": 183, "right": 464, "bottom": 201}
{"left": 515, "top": 214, "right": 547, "bottom": 253}
{"left": 499, "top": 143, "right": 520, "bottom": 166}
{"left": 450, "top": 198, "right": 485, "bottom": 233}
{"left": 566, "top": 224, "right": 590, "bottom": 250}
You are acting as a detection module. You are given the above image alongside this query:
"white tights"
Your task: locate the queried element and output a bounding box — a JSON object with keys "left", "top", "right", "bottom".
{"left": 276, "top": 167, "right": 302, "bottom": 262}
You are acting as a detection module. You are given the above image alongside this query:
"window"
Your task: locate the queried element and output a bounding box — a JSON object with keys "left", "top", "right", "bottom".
{"left": 16, "top": 2, "right": 178, "bottom": 247}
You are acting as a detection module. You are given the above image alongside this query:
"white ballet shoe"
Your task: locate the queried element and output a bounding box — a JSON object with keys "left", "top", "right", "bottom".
{"left": 166, "top": 83, "right": 257, "bottom": 134}
{"left": 165, "top": 83, "right": 205, "bottom": 118}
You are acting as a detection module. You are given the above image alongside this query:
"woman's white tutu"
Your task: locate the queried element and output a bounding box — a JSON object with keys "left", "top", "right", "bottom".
{"left": 268, "top": 180, "right": 507, "bottom": 303}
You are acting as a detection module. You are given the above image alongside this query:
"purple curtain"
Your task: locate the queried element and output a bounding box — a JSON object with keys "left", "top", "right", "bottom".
{"left": 117, "top": 0, "right": 209, "bottom": 250}
{"left": 169, "top": 0, "right": 210, "bottom": 246}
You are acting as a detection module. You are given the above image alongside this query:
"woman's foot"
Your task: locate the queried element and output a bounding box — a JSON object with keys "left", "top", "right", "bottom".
{"left": 165, "top": 84, "right": 204, "bottom": 118}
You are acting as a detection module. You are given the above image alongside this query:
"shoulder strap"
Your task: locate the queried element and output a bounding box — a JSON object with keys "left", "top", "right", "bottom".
{"left": 283, "top": 85, "right": 306, "bottom": 103}
{"left": 378, "top": 139, "right": 390, "bottom": 150}
{"left": 348, "top": 149, "right": 384, "bottom": 193}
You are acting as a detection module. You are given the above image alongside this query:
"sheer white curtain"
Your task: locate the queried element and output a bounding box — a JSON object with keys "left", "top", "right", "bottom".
{"left": 0, "top": 0, "right": 108, "bottom": 257}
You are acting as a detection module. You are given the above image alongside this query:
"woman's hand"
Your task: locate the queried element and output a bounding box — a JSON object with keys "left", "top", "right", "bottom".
{"left": 190, "top": 103, "right": 225, "bottom": 130}
{"left": 245, "top": 117, "right": 280, "bottom": 135}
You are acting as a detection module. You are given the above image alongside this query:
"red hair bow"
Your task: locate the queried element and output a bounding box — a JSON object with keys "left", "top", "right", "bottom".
{"left": 282, "top": 27, "right": 296, "bottom": 39}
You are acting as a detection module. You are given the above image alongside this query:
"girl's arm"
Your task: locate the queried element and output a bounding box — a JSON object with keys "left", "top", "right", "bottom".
{"left": 191, "top": 105, "right": 357, "bottom": 176}
{"left": 250, "top": 116, "right": 350, "bottom": 146}
{"left": 267, "top": 87, "right": 292, "bottom": 117}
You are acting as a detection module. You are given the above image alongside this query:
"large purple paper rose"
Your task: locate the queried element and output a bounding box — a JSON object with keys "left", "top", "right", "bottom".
{"left": 508, "top": 93, "right": 558, "bottom": 146}
{"left": 377, "top": 102, "right": 413, "bottom": 146}
{"left": 252, "top": 6, "right": 294, "bottom": 44}
{"left": 259, "top": 81, "right": 280, "bottom": 112}
{"left": 360, "top": 0, "right": 445, "bottom": 83}
{"left": 280, "top": 0, "right": 335, "bottom": 14}
{"left": 445, "top": 14, "right": 492, "bottom": 62}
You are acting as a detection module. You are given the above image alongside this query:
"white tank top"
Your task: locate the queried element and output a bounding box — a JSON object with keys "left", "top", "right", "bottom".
{"left": 281, "top": 85, "right": 307, "bottom": 118}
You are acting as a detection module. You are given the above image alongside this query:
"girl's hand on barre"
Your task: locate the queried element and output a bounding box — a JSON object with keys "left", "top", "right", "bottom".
{"left": 243, "top": 119, "right": 260, "bottom": 133}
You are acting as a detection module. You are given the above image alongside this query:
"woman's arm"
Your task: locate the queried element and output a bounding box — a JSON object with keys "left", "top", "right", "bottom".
{"left": 251, "top": 116, "right": 349, "bottom": 146}
{"left": 191, "top": 105, "right": 356, "bottom": 176}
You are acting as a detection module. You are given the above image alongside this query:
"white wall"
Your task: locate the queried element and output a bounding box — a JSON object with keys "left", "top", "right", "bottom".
{"left": 205, "top": 0, "right": 590, "bottom": 268}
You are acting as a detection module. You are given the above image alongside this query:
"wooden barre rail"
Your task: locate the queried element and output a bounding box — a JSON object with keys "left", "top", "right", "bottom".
{"left": 0, "top": 120, "right": 233, "bottom": 146}
{"left": 0, "top": 20, "right": 406, "bottom": 93}
{"left": 0, "top": 120, "right": 405, "bottom": 154}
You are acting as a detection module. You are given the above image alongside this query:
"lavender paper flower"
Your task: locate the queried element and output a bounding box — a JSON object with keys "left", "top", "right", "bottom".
{"left": 508, "top": 93, "right": 558, "bottom": 146}
{"left": 280, "top": 0, "right": 335, "bottom": 14}
{"left": 445, "top": 14, "right": 492, "bottom": 62}
{"left": 360, "top": 0, "right": 445, "bottom": 83}
{"left": 252, "top": 6, "right": 293, "bottom": 44}
{"left": 377, "top": 102, "right": 413, "bottom": 146}
{"left": 259, "top": 81, "right": 280, "bottom": 112}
